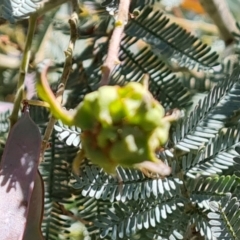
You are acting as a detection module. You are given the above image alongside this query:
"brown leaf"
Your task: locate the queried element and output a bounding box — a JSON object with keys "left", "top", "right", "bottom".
{"left": 23, "top": 171, "right": 44, "bottom": 240}
{"left": 0, "top": 108, "right": 41, "bottom": 239}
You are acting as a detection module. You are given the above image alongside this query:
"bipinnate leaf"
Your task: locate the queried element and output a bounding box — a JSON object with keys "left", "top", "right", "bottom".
{"left": 0, "top": 107, "right": 41, "bottom": 240}
{"left": 0, "top": 0, "right": 68, "bottom": 24}
{"left": 23, "top": 171, "right": 44, "bottom": 240}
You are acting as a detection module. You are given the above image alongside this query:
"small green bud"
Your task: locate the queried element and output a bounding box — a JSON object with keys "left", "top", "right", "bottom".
{"left": 74, "top": 81, "right": 171, "bottom": 174}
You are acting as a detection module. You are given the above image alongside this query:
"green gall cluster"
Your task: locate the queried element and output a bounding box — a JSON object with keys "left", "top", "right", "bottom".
{"left": 74, "top": 82, "right": 170, "bottom": 173}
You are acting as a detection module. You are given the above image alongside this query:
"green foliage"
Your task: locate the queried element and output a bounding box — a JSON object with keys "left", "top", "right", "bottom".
{"left": 0, "top": 0, "right": 67, "bottom": 23}
{"left": 1, "top": 0, "right": 240, "bottom": 240}
{"left": 54, "top": 120, "right": 81, "bottom": 147}
{"left": 126, "top": 6, "right": 219, "bottom": 71}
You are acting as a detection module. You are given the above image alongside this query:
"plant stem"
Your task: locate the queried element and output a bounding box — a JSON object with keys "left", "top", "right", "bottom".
{"left": 99, "top": 0, "right": 131, "bottom": 86}
{"left": 27, "top": 99, "right": 50, "bottom": 108}
{"left": 40, "top": 0, "right": 79, "bottom": 159}
{"left": 9, "top": 14, "right": 37, "bottom": 128}
{"left": 199, "top": 0, "right": 239, "bottom": 45}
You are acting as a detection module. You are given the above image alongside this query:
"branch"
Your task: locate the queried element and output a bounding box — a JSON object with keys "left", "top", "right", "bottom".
{"left": 9, "top": 14, "right": 37, "bottom": 128}
{"left": 40, "top": 0, "right": 79, "bottom": 158}
{"left": 57, "top": 202, "right": 92, "bottom": 226}
{"left": 99, "top": 0, "right": 131, "bottom": 86}
{"left": 199, "top": 0, "right": 239, "bottom": 45}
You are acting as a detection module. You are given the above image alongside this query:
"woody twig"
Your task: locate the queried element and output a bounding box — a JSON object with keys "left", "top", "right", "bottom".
{"left": 40, "top": 0, "right": 79, "bottom": 159}
{"left": 9, "top": 14, "right": 37, "bottom": 128}
{"left": 99, "top": 0, "right": 131, "bottom": 86}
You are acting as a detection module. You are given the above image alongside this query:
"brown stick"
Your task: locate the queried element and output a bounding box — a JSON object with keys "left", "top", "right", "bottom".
{"left": 199, "top": 0, "right": 239, "bottom": 45}
{"left": 57, "top": 202, "right": 92, "bottom": 226}
{"left": 9, "top": 14, "right": 37, "bottom": 128}
{"left": 99, "top": 0, "right": 131, "bottom": 86}
{"left": 40, "top": 0, "right": 79, "bottom": 159}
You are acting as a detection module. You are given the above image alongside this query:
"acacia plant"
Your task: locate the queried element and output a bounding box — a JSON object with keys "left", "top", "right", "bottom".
{"left": 1, "top": 0, "right": 240, "bottom": 239}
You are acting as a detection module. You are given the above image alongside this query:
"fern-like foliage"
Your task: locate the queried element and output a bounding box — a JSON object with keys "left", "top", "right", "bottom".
{"left": 40, "top": 131, "right": 80, "bottom": 239}
{"left": 71, "top": 158, "right": 186, "bottom": 239}
{"left": 189, "top": 175, "right": 240, "bottom": 208}
{"left": 181, "top": 126, "right": 240, "bottom": 178}
{"left": 74, "top": 161, "right": 182, "bottom": 202}
{"left": 125, "top": 6, "right": 219, "bottom": 71}
{"left": 0, "top": 108, "right": 11, "bottom": 134}
{"left": 54, "top": 120, "right": 81, "bottom": 147}
{"left": 0, "top": 0, "right": 41, "bottom": 23}
{"left": 208, "top": 194, "right": 240, "bottom": 239}
{"left": 172, "top": 68, "right": 240, "bottom": 152}
{"left": 80, "top": 35, "right": 192, "bottom": 110}
{"left": 117, "top": 37, "right": 192, "bottom": 109}
{"left": 0, "top": 0, "right": 69, "bottom": 23}
{"left": 94, "top": 198, "right": 184, "bottom": 239}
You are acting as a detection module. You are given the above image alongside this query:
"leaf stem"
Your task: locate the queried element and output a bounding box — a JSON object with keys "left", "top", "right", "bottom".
{"left": 99, "top": 0, "right": 131, "bottom": 86}
{"left": 40, "top": 0, "right": 79, "bottom": 158}
{"left": 9, "top": 14, "right": 37, "bottom": 128}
